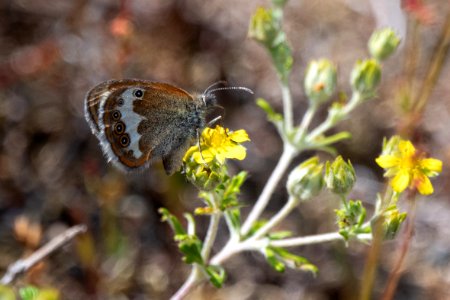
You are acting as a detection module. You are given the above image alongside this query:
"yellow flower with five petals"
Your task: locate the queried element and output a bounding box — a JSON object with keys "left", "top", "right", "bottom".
{"left": 187, "top": 125, "right": 250, "bottom": 164}
{"left": 375, "top": 137, "right": 442, "bottom": 195}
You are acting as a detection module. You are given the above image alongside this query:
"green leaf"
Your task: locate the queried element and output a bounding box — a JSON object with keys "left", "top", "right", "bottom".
{"left": 159, "top": 208, "right": 187, "bottom": 236}
{"left": 205, "top": 265, "right": 227, "bottom": 288}
{"left": 270, "top": 247, "right": 318, "bottom": 274}
{"left": 312, "top": 131, "right": 352, "bottom": 148}
{"left": 225, "top": 208, "right": 241, "bottom": 233}
{"left": 271, "top": 42, "right": 293, "bottom": 82}
{"left": 256, "top": 98, "right": 283, "bottom": 122}
{"left": 268, "top": 231, "right": 292, "bottom": 240}
{"left": 220, "top": 172, "right": 247, "bottom": 210}
{"left": 264, "top": 247, "right": 286, "bottom": 272}
{"left": 178, "top": 235, "right": 204, "bottom": 265}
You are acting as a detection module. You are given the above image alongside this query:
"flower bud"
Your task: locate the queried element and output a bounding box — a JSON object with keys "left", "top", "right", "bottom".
{"left": 368, "top": 28, "right": 400, "bottom": 61}
{"left": 304, "top": 59, "right": 337, "bottom": 106}
{"left": 287, "top": 157, "right": 324, "bottom": 201}
{"left": 350, "top": 59, "right": 381, "bottom": 97}
{"left": 325, "top": 156, "right": 356, "bottom": 195}
{"left": 383, "top": 208, "right": 407, "bottom": 240}
{"left": 248, "top": 7, "right": 277, "bottom": 47}
{"left": 380, "top": 135, "right": 401, "bottom": 156}
{"left": 183, "top": 147, "right": 222, "bottom": 191}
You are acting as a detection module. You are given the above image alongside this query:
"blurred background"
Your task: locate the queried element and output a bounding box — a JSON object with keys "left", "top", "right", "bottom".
{"left": 0, "top": 0, "right": 449, "bottom": 299}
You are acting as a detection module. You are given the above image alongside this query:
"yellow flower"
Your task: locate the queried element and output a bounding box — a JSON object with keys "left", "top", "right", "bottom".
{"left": 185, "top": 125, "right": 250, "bottom": 165}
{"left": 375, "top": 137, "right": 442, "bottom": 195}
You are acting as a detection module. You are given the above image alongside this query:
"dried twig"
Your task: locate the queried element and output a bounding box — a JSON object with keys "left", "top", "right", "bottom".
{"left": 1, "top": 224, "right": 87, "bottom": 285}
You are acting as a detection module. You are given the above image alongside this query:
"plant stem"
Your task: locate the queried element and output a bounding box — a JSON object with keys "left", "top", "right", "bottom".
{"left": 201, "top": 211, "right": 222, "bottom": 260}
{"left": 294, "top": 105, "right": 317, "bottom": 143}
{"left": 270, "top": 232, "right": 372, "bottom": 248}
{"left": 307, "top": 92, "right": 361, "bottom": 141}
{"left": 280, "top": 82, "right": 294, "bottom": 133}
{"left": 170, "top": 265, "right": 203, "bottom": 300}
{"left": 412, "top": 11, "right": 450, "bottom": 114}
{"left": 241, "top": 145, "right": 296, "bottom": 235}
{"left": 250, "top": 196, "right": 299, "bottom": 240}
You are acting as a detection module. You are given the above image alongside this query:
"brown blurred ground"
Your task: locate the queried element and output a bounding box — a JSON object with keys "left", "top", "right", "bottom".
{"left": 0, "top": 0, "right": 450, "bottom": 299}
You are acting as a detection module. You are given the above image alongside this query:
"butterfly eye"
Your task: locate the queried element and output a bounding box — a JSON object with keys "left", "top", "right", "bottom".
{"left": 120, "top": 134, "right": 130, "bottom": 147}
{"left": 114, "top": 121, "right": 126, "bottom": 135}
{"left": 134, "top": 89, "right": 143, "bottom": 98}
{"left": 117, "top": 98, "right": 124, "bottom": 106}
{"left": 112, "top": 110, "right": 121, "bottom": 121}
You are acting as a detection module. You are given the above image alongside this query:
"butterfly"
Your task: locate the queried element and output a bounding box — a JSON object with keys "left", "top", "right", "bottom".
{"left": 84, "top": 79, "right": 252, "bottom": 174}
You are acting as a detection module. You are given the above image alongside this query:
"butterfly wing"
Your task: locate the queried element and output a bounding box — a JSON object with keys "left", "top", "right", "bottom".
{"left": 85, "top": 79, "right": 204, "bottom": 173}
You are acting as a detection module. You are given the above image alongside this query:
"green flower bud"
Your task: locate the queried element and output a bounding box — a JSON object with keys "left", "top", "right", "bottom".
{"left": 183, "top": 147, "right": 222, "bottom": 190}
{"left": 287, "top": 157, "right": 324, "bottom": 201}
{"left": 380, "top": 135, "right": 401, "bottom": 156}
{"left": 350, "top": 59, "right": 381, "bottom": 97}
{"left": 368, "top": 28, "right": 400, "bottom": 61}
{"left": 304, "top": 59, "right": 337, "bottom": 106}
{"left": 325, "top": 156, "right": 356, "bottom": 195}
{"left": 248, "top": 7, "right": 277, "bottom": 47}
{"left": 383, "top": 209, "right": 407, "bottom": 240}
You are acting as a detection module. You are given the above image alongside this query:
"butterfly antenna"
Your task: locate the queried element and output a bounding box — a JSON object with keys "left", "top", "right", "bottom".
{"left": 206, "top": 86, "right": 254, "bottom": 95}
{"left": 203, "top": 80, "right": 228, "bottom": 95}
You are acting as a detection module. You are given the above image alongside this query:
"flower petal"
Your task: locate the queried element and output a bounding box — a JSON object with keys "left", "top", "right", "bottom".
{"left": 391, "top": 169, "right": 411, "bottom": 193}
{"left": 223, "top": 144, "right": 247, "bottom": 160}
{"left": 228, "top": 130, "right": 251, "bottom": 143}
{"left": 420, "top": 158, "right": 443, "bottom": 173}
{"left": 376, "top": 155, "right": 399, "bottom": 169}
{"left": 413, "top": 172, "right": 434, "bottom": 195}
{"left": 398, "top": 140, "right": 415, "bottom": 157}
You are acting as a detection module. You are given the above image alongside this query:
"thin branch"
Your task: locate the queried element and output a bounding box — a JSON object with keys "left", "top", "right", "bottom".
{"left": 240, "top": 146, "right": 296, "bottom": 235}
{"left": 1, "top": 224, "right": 87, "bottom": 285}
{"left": 270, "top": 232, "right": 372, "bottom": 248}
{"left": 412, "top": 11, "right": 450, "bottom": 114}
{"left": 249, "top": 196, "right": 299, "bottom": 241}
{"left": 201, "top": 211, "right": 222, "bottom": 260}
{"left": 170, "top": 265, "right": 203, "bottom": 300}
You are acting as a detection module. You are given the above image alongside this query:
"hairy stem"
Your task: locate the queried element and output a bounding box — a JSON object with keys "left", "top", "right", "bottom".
{"left": 270, "top": 232, "right": 372, "bottom": 248}
{"left": 170, "top": 266, "right": 203, "bottom": 300}
{"left": 241, "top": 146, "right": 296, "bottom": 235}
{"left": 280, "top": 82, "right": 294, "bottom": 133}
{"left": 250, "top": 196, "right": 299, "bottom": 240}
